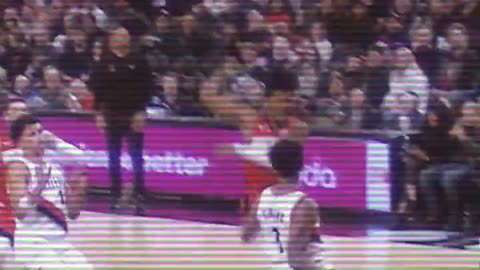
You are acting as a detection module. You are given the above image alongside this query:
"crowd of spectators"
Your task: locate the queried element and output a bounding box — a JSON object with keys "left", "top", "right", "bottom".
{"left": 0, "top": 0, "right": 479, "bottom": 234}
{"left": 0, "top": 0, "right": 478, "bottom": 126}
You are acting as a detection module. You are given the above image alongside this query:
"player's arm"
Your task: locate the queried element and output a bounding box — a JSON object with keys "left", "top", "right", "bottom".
{"left": 199, "top": 72, "right": 257, "bottom": 130}
{"left": 65, "top": 167, "right": 88, "bottom": 220}
{"left": 288, "top": 197, "right": 319, "bottom": 270}
{"left": 241, "top": 203, "right": 260, "bottom": 243}
{"left": 7, "top": 162, "right": 31, "bottom": 220}
{"left": 42, "top": 130, "right": 85, "bottom": 165}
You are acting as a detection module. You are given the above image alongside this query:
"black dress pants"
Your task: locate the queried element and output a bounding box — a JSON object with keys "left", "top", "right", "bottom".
{"left": 105, "top": 122, "right": 145, "bottom": 201}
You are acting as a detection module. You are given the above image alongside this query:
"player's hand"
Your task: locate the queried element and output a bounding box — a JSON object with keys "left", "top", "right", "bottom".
{"left": 131, "top": 110, "right": 147, "bottom": 133}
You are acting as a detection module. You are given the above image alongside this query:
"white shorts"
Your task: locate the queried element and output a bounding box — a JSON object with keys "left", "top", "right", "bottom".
{"left": 11, "top": 236, "right": 93, "bottom": 270}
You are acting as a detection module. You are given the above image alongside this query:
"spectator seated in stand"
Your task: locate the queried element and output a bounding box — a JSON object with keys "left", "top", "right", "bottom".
{"left": 411, "top": 99, "right": 471, "bottom": 232}
{"left": 384, "top": 46, "right": 430, "bottom": 115}
{"left": 383, "top": 91, "right": 424, "bottom": 131}
{"left": 148, "top": 71, "right": 181, "bottom": 117}
{"left": 11, "top": 74, "right": 45, "bottom": 109}
{"left": 450, "top": 101, "right": 480, "bottom": 236}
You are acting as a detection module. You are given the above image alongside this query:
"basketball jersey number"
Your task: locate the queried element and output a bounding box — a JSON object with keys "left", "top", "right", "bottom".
{"left": 272, "top": 227, "right": 284, "bottom": 253}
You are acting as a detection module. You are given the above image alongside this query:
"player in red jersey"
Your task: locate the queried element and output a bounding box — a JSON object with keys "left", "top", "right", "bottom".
{"left": 0, "top": 136, "right": 15, "bottom": 267}
{"left": 0, "top": 98, "right": 27, "bottom": 267}
{"left": 200, "top": 66, "right": 309, "bottom": 216}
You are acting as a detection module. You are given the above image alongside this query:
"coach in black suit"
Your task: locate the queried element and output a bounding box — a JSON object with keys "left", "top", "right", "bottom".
{"left": 89, "top": 26, "right": 153, "bottom": 215}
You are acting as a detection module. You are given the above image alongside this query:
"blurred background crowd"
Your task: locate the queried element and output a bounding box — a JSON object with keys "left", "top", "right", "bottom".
{"left": 0, "top": 0, "right": 479, "bottom": 233}
{"left": 0, "top": 0, "right": 479, "bottom": 128}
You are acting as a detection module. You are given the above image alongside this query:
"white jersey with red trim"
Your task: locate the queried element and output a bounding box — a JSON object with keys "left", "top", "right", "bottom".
{"left": 257, "top": 187, "right": 305, "bottom": 265}
{"left": 15, "top": 155, "right": 68, "bottom": 240}
{"left": 257, "top": 187, "right": 326, "bottom": 269}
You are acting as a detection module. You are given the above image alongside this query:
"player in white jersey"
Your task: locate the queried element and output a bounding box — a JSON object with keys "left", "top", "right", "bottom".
{"left": 5, "top": 115, "right": 92, "bottom": 270}
{"left": 0, "top": 99, "right": 86, "bottom": 269}
{"left": 241, "top": 139, "right": 333, "bottom": 270}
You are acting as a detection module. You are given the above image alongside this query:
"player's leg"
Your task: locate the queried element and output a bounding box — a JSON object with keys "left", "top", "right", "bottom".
{"left": 105, "top": 125, "right": 125, "bottom": 212}
{"left": 12, "top": 236, "right": 63, "bottom": 270}
{"left": 127, "top": 130, "right": 146, "bottom": 216}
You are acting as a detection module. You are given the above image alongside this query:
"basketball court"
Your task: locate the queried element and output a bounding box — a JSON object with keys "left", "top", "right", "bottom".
{"left": 67, "top": 211, "right": 480, "bottom": 270}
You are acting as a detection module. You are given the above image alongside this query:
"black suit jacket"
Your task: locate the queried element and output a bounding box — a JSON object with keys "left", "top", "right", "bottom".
{"left": 88, "top": 51, "right": 153, "bottom": 125}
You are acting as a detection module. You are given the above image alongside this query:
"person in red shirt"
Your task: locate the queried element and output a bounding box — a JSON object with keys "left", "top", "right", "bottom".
{"left": 0, "top": 137, "right": 15, "bottom": 267}
{"left": 200, "top": 66, "right": 308, "bottom": 216}
{"left": 0, "top": 98, "right": 26, "bottom": 267}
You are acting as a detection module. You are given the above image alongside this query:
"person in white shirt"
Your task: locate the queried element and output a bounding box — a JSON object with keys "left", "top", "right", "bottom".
{"left": 241, "top": 139, "right": 333, "bottom": 270}
{"left": 385, "top": 46, "right": 430, "bottom": 114}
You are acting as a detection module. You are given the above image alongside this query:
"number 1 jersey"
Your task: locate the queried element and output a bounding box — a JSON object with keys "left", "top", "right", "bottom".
{"left": 256, "top": 187, "right": 306, "bottom": 264}
{"left": 8, "top": 152, "right": 69, "bottom": 240}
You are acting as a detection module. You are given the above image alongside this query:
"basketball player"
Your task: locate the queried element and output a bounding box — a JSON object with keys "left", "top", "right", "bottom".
{"left": 0, "top": 98, "right": 87, "bottom": 268}
{"left": 242, "top": 139, "right": 331, "bottom": 270}
{"left": 6, "top": 115, "right": 92, "bottom": 269}
{"left": 200, "top": 66, "right": 309, "bottom": 215}
{"left": 0, "top": 125, "right": 15, "bottom": 269}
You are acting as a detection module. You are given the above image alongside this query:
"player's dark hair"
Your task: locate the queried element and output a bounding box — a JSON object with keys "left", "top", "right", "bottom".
{"left": 265, "top": 65, "right": 299, "bottom": 97}
{"left": 0, "top": 97, "right": 25, "bottom": 115}
{"left": 269, "top": 139, "right": 304, "bottom": 179}
{"left": 10, "top": 114, "right": 41, "bottom": 144}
